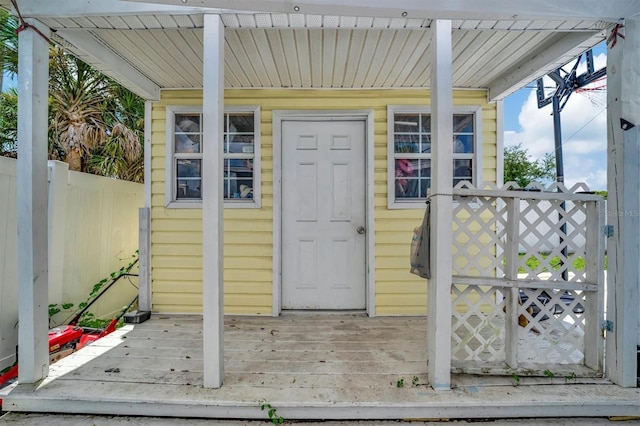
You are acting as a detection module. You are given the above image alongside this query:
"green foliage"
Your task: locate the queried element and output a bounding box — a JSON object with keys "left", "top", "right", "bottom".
{"left": 396, "top": 378, "right": 404, "bottom": 388}
{"left": 48, "top": 252, "right": 138, "bottom": 327}
{"left": 565, "top": 371, "right": 577, "bottom": 382}
{"left": 594, "top": 190, "right": 607, "bottom": 199}
{"left": 0, "top": 15, "right": 144, "bottom": 182}
{"left": 259, "top": 400, "right": 284, "bottom": 425}
{"left": 0, "top": 88, "right": 17, "bottom": 156}
{"left": 543, "top": 369, "right": 555, "bottom": 378}
{"left": 518, "top": 254, "right": 606, "bottom": 273}
{"left": 0, "top": 10, "right": 18, "bottom": 77}
{"left": 504, "top": 143, "right": 555, "bottom": 188}
{"left": 511, "top": 373, "right": 521, "bottom": 386}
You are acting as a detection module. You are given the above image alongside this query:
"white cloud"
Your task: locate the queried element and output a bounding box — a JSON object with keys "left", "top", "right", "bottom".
{"left": 505, "top": 53, "right": 607, "bottom": 190}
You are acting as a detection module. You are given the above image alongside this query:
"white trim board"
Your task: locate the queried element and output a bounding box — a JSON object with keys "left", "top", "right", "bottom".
{"left": 272, "top": 110, "right": 376, "bottom": 317}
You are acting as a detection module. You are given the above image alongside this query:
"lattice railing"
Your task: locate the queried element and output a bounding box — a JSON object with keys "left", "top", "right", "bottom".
{"left": 448, "top": 182, "right": 605, "bottom": 377}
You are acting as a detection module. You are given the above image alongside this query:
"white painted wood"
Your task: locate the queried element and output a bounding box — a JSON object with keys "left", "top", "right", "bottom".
{"left": 488, "top": 31, "right": 604, "bottom": 101}
{"left": 309, "top": 29, "right": 323, "bottom": 87}
{"left": 47, "top": 161, "right": 68, "bottom": 307}
{"left": 322, "top": 29, "right": 337, "bottom": 87}
{"left": 453, "top": 188, "right": 603, "bottom": 201}
{"left": 202, "top": 13, "right": 225, "bottom": 389}
{"left": 427, "top": 19, "right": 453, "bottom": 391}
{"left": 503, "top": 198, "right": 520, "bottom": 369}
{"left": 605, "top": 17, "right": 640, "bottom": 387}
{"left": 131, "top": 121, "right": 156, "bottom": 320}
{"left": 272, "top": 112, "right": 283, "bottom": 317}
{"left": 273, "top": 110, "right": 374, "bottom": 315}
{"left": 17, "top": 18, "right": 51, "bottom": 384}
{"left": 281, "top": 119, "right": 366, "bottom": 309}
{"left": 370, "top": 30, "right": 408, "bottom": 88}
{"left": 144, "top": 101, "right": 152, "bottom": 209}
{"left": 235, "top": 30, "right": 271, "bottom": 87}
{"left": 95, "top": 30, "right": 179, "bottom": 88}
{"left": 584, "top": 200, "right": 604, "bottom": 372}
{"left": 18, "top": 0, "right": 216, "bottom": 17}
{"left": 453, "top": 275, "right": 598, "bottom": 292}
{"left": 295, "top": 29, "right": 312, "bottom": 87}
{"left": 138, "top": 207, "right": 152, "bottom": 312}
{"left": 342, "top": 30, "right": 366, "bottom": 87}
{"left": 56, "top": 29, "right": 160, "bottom": 100}
{"left": 265, "top": 30, "right": 292, "bottom": 87}
{"left": 6, "top": 315, "right": 639, "bottom": 420}
{"left": 126, "top": 0, "right": 640, "bottom": 22}
{"left": 495, "top": 100, "right": 504, "bottom": 186}
{"left": 365, "top": 111, "right": 376, "bottom": 317}
{"left": 0, "top": 157, "right": 18, "bottom": 370}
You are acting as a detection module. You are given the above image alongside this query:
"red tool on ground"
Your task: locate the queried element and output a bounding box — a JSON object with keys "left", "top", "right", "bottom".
{"left": 0, "top": 265, "right": 138, "bottom": 405}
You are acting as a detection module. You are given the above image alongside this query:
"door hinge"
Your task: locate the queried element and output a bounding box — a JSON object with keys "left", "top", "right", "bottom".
{"left": 601, "top": 320, "right": 614, "bottom": 332}
{"left": 603, "top": 225, "right": 614, "bottom": 237}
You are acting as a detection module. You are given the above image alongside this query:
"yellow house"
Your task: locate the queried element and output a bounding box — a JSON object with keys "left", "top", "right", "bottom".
{"left": 150, "top": 89, "right": 498, "bottom": 316}
{"left": 8, "top": 0, "right": 639, "bottom": 393}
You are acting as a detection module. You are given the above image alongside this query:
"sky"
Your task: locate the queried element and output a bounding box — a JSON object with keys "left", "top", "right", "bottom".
{"left": 503, "top": 41, "right": 608, "bottom": 190}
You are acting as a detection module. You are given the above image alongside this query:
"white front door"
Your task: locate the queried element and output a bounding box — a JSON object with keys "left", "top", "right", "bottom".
{"left": 282, "top": 119, "right": 366, "bottom": 310}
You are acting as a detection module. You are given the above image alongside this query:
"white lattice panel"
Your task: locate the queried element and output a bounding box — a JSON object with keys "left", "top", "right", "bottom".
{"left": 447, "top": 182, "right": 605, "bottom": 376}
{"left": 452, "top": 285, "right": 505, "bottom": 362}
{"left": 518, "top": 200, "right": 588, "bottom": 282}
{"left": 452, "top": 196, "right": 507, "bottom": 277}
{"left": 517, "top": 288, "right": 586, "bottom": 365}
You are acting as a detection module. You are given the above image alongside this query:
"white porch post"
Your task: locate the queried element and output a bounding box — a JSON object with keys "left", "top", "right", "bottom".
{"left": 138, "top": 100, "right": 153, "bottom": 313}
{"left": 606, "top": 16, "right": 640, "bottom": 388}
{"left": 202, "top": 13, "right": 225, "bottom": 388}
{"left": 427, "top": 19, "right": 453, "bottom": 391}
{"left": 17, "top": 19, "right": 50, "bottom": 383}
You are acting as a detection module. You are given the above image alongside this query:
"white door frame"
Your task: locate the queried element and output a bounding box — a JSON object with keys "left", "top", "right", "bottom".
{"left": 272, "top": 110, "right": 376, "bottom": 317}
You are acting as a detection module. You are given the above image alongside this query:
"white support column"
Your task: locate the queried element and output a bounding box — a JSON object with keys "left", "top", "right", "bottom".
{"left": 17, "top": 19, "right": 50, "bottom": 384}
{"left": 605, "top": 16, "right": 640, "bottom": 388}
{"left": 138, "top": 100, "right": 153, "bottom": 313}
{"left": 202, "top": 14, "right": 225, "bottom": 388}
{"left": 427, "top": 19, "right": 453, "bottom": 391}
{"left": 138, "top": 208, "right": 151, "bottom": 312}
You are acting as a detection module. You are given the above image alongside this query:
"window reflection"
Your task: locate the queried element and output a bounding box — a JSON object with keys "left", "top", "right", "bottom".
{"left": 176, "top": 159, "right": 201, "bottom": 199}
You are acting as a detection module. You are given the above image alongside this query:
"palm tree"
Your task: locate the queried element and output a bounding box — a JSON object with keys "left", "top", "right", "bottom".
{"left": 48, "top": 47, "right": 110, "bottom": 172}
{"left": 88, "top": 83, "right": 144, "bottom": 182}
{"left": 0, "top": 10, "right": 18, "bottom": 89}
{"left": 1, "top": 14, "right": 144, "bottom": 181}
{"left": 0, "top": 87, "right": 18, "bottom": 156}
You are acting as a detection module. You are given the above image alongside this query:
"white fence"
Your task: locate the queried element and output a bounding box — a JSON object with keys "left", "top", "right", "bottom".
{"left": 449, "top": 182, "right": 606, "bottom": 377}
{"left": 0, "top": 157, "right": 143, "bottom": 371}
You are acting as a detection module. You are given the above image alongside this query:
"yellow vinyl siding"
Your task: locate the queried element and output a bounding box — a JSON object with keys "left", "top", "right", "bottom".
{"left": 150, "top": 88, "right": 497, "bottom": 315}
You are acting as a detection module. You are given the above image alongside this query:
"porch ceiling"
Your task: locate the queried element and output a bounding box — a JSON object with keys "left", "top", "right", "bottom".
{"left": 2, "top": 4, "right": 608, "bottom": 100}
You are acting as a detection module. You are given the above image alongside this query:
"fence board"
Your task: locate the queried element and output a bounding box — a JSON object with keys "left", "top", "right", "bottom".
{"left": 0, "top": 159, "right": 143, "bottom": 370}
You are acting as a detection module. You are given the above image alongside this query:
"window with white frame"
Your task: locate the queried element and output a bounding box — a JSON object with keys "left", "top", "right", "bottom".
{"left": 387, "top": 106, "right": 480, "bottom": 208}
{"left": 166, "top": 106, "right": 260, "bottom": 208}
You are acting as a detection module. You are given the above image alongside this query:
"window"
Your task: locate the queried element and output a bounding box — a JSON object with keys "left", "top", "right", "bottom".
{"left": 387, "top": 106, "right": 481, "bottom": 208}
{"left": 165, "top": 105, "right": 260, "bottom": 208}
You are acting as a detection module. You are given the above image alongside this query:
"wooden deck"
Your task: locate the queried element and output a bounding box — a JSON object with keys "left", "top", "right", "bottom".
{"left": 4, "top": 314, "right": 639, "bottom": 421}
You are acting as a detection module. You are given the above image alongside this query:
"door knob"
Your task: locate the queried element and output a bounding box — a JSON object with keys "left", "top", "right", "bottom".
{"left": 356, "top": 226, "right": 365, "bottom": 234}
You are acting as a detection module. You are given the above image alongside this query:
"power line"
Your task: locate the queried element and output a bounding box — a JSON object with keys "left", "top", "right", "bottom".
{"left": 561, "top": 107, "right": 606, "bottom": 147}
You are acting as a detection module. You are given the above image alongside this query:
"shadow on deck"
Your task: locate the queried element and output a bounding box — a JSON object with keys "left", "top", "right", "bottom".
{"left": 3, "top": 314, "right": 639, "bottom": 421}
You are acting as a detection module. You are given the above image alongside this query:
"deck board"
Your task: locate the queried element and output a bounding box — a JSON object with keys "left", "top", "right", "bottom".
{"left": 4, "top": 314, "right": 639, "bottom": 420}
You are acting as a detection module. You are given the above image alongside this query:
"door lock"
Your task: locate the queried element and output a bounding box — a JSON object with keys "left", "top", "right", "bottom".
{"left": 356, "top": 226, "right": 365, "bottom": 234}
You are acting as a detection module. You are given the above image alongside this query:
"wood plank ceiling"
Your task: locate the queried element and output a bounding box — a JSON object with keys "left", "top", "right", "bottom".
{"left": 40, "top": 13, "right": 607, "bottom": 93}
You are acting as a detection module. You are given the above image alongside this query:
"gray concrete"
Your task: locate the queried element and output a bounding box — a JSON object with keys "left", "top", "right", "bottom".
{"left": 2, "top": 413, "right": 640, "bottom": 425}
